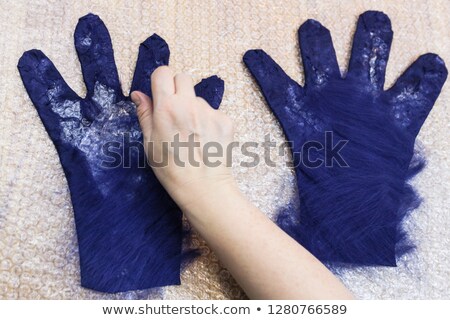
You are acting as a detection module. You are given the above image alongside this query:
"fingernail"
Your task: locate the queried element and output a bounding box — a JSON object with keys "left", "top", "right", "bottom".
{"left": 131, "top": 91, "right": 141, "bottom": 105}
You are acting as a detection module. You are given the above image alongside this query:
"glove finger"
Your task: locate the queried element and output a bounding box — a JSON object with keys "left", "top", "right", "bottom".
{"left": 74, "top": 14, "right": 122, "bottom": 98}
{"left": 386, "top": 53, "right": 447, "bottom": 137}
{"left": 194, "top": 76, "right": 224, "bottom": 110}
{"left": 347, "top": 11, "right": 393, "bottom": 91}
{"left": 243, "top": 49, "right": 306, "bottom": 127}
{"left": 18, "top": 49, "right": 81, "bottom": 143}
{"left": 298, "top": 19, "right": 340, "bottom": 87}
{"left": 130, "top": 34, "right": 170, "bottom": 98}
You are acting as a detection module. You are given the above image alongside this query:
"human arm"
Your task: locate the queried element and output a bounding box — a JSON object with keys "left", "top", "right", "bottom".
{"left": 131, "top": 66, "right": 354, "bottom": 299}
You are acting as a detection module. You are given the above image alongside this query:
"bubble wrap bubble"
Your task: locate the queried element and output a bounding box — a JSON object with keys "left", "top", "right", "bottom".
{"left": 0, "top": 0, "right": 449, "bottom": 299}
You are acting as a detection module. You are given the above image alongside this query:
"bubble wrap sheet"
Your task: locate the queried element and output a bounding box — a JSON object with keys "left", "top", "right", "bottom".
{"left": 0, "top": 0, "right": 449, "bottom": 299}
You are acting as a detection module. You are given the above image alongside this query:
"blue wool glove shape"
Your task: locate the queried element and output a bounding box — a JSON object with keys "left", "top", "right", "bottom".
{"left": 18, "top": 13, "right": 224, "bottom": 292}
{"left": 244, "top": 11, "right": 447, "bottom": 266}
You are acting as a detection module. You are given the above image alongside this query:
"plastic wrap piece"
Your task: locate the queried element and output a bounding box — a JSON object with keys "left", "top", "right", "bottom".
{"left": 17, "top": 13, "right": 224, "bottom": 293}
{"left": 244, "top": 11, "right": 447, "bottom": 266}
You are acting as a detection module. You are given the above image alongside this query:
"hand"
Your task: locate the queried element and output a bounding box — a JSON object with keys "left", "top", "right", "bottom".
{"left": 133, "top": 70, "right": 352, "bottom": 300}
{"left": 131, "top": 66, "right": 235, "bottom": 212}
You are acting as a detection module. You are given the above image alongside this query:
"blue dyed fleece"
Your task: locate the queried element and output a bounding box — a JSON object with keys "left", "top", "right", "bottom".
{"left": 18, "top": 13, "right": 224, "bottom": 293}
{"left": 244, "top": 11, "right": 447, "bottom": 266}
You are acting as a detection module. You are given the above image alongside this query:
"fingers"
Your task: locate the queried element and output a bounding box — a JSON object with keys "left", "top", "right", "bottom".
{"left": 386, "top": 53, "right": 448, "bottom": 137}
{"left": 150, "top": 66, "right": 224, "bottom": 111}
{"left": 243, "top": 49, "right": 304, "bottom": 100}
{"left": 130, "top": 34, "right": 170, "bottom": 97}
{"left": 298, "top": 19, "right": 340, "bottom": 87}
{"left": 151, "top": 66, "right": 175, "bottom": 106}
{"left": 347, "top": 11, "right": 393, "bottom": 91}
{"left": 74, "top": 13, "right": 122, "bottom": 98}
{"left": 194, "top": 75, "right": 225, "bottom": 110}
{"left": 243, "top": 49, "right": 306, "bottom": 136}
{"left": 18, "top": 49, "right": 81, "bottom": 142}
{"left": 131, "top": 91, "right": 153, "bottom": 138}
{"left": 175, "top": 73, "right": 195, "bottom": 96}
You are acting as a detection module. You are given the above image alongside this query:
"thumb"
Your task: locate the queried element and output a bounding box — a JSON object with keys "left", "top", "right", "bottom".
{"left": 131, "top": 91, "right": 153, "bottom": 138}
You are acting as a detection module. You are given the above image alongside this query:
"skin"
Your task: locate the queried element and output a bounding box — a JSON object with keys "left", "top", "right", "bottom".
{"left": 131, "top": 66, "right": 354, "bottom": 299}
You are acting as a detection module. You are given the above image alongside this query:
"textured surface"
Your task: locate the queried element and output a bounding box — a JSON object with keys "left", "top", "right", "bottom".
{"left": 0, "top": 0, "right": 449, "bottom": 299}
{"left": 244, "top": 11, "right": 447, "bottom": 267}
{"left": 16, "top": 13, "right": 224, "bottom": 293}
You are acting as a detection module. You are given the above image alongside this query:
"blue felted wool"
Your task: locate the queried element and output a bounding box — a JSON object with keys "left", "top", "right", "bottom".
{"left": 17, "top": 13, "right": 224, "bottom": 293}
{"left": 244, "top": 11, "right": 447, "bottom": 266}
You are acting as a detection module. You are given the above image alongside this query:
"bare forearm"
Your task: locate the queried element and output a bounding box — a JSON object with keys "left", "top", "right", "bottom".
{"left": 182, "top": 183, "right": 354, "bottom": 300}
{"left": 132, "top": 67, "right": 353, "bottom": 299}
